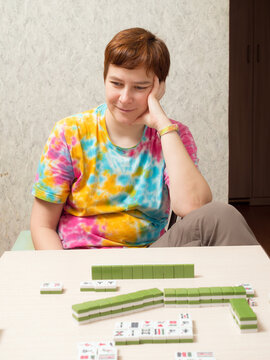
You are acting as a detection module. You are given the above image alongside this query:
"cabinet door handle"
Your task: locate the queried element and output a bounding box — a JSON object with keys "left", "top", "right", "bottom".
{"left": 247, "top": 44, "right": 250, "bottom": 63}
{"left": 257, "top": 44, "right": 260, "bottom": 63}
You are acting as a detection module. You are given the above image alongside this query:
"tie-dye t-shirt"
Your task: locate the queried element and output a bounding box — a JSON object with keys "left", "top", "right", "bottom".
{"left": 32, "top": 103, "right": 198, "bottom": 249}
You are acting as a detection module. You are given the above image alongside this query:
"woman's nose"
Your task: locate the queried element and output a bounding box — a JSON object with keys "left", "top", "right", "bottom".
{"left": 119, "top": 87, "right": 132, "bottom": 103}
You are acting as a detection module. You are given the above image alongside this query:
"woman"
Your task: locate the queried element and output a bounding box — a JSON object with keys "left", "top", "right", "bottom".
{"left": 31, "top": 27, "right": 258, "bottom": 249}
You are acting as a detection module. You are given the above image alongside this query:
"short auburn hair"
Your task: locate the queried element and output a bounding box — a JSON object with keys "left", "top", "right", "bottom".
{"left": 104, "top": 27, "right": 170, "bottom": 81}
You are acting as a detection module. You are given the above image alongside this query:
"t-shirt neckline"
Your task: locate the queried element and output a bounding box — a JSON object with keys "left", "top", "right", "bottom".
{"left": 100, "top": 104, "right": 147, "bottom": 153}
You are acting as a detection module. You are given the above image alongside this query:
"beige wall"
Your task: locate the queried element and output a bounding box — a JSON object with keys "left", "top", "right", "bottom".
{"left": 0, "top": 0, "right": 229, "bottom": 255}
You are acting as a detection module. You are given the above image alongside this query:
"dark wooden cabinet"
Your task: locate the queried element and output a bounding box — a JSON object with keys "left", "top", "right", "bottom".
{"left": 229, "top": 0, "right": 270, "bottom": 205}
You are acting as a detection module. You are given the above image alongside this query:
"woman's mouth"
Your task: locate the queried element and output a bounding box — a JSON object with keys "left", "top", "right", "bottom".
{"left": 116, "top": 106, "right": 135, "bottom": 113}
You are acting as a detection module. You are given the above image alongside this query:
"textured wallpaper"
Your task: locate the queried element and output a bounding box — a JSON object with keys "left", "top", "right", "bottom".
{"left": 0, "top": 0, "right": 229, "bottom": 254}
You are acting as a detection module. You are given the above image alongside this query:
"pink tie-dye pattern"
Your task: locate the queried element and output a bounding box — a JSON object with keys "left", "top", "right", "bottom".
{"left": 58, "top": 213, "right": 104, "bottom": 248}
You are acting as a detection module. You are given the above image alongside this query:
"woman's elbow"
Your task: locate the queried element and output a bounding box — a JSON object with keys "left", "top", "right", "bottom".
{"left": 172, "top": 192, "right": 212, "bottom": 218}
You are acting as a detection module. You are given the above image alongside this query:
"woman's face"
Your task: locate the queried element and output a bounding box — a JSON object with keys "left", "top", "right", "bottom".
{"left": 105, "top": 64, "right": 154, "bottom": 126}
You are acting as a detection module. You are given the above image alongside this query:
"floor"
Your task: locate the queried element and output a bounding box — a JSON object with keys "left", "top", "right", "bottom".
{"left": 230, "top": 203, "right": 270, "bottom": 257}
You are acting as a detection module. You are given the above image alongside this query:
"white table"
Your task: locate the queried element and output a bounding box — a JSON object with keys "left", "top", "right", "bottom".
{"left": 0, "top": 246, "right": 269, "bottom": 359}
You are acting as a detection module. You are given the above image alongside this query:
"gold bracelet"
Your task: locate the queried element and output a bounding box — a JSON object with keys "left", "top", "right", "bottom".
{"left": 158, "top": 124, "right": 178, "bottom": 137}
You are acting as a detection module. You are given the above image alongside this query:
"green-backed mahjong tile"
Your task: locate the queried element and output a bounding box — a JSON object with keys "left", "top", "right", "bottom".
{"left": 40, "top": 290, "right": 63, "bottom": 294}
{"left": 175, "top": 288, "right": 188, "bottom": 304}
{"left": 122, "top": 265, "right": 133, "bottom": 279}
{"left": 239, "top": 324, "right": 258, "bottom": 330}
{"left": 163, "top": 265, "right": 174, "bottom": 278}
{"left": 125, "top": 293, "right": 137, "bottom": 304}
{"left": 80, "top": 289, "right": 94, "bottom": 292}
{"left": 72, "top": 313, "right": 91, "bottom": 322}
{"left": 210, "top": 287, "right": 222, "bottom": 296}
{"left": 150, "top": 288, "right": 164, "bottom": 298}
{"left": 175, "top": 288, "right": 187, "bottom": 297}
{"left": 91, "top": 265, "right": 102, "bottom": 280}
{"left": 164, "top": 288, "right": 176, "bottom": 298}
{"left": 165, "top": 301, "right": 176, "bottom": 305}
{"left": 99, "top": 309, "right": 111, "bottom": 318}
{"left": 72, "top": 300, "right": 98, "bottom": 314}
{"left": 210, "top": 287, "right": 223, "bottom": 303}
{"left": 87, "top": 312, "right": 100, "bottom": 320}
{"left": 98, "top": 298, "right": 111, "bottom": 310}
{"left": 142, "top": 265, "right": 153, "bottom": 279}
{"left": 179, "top": 339, "right": 193, "bottom": 343}
{"left": 142, "top": 289, "right": 154, "bottom": 305}
{"left": 140, "top": 339, "right": 153, "bottom": 344}
{"left": 101, "top": 265, "right": 112, "bottom": 280}
{"left": 152, "top": 339, "right": 166, "bottom": 344}
{"left": 133, "top": 304, "right": 145, "bottom": 311}
{"left": 153, "top": 265, "right": 164, "bottom": 278}
{"left": 164, "top": 288, "right": 176, "bottom": 304}
{"left": 115, "top": 341, "right": 126, "bottom": 346}
{"left": 144, "top": 288, "right": 155, "bottom": 299}
{"left": 77, "top": 312, "right": 100, "bottom": 322}
{"left": 126, "top": 340, "right": 140, "bottom": 345}
{"left": 198, "top": 287, "right": 211, "bottom": 297}
{"left": 132, "top": 265, "right": 143, "bottom": 279}
{"left": 111, "top": 308, "right": 123, "bottom": 315}
{"left": 166, "top": 339, "right": 179, "bottom": 343}
{"left": 230, "top": 299, "right": 257, "bottom": 321}
{"left": 174, "top": 264, "right": 184, "bottom": 278}
{"left": 153, "top": 299, "right": 164, "bottom": 305}
{"left": 221, "top": 287, "right": 235, "bottom": 302}
{"left": 187, "top": 288, "right": 199, "bottom": 297}
{"left": 133, "top": 290, "right": 146, "bottom": 303}
{"left": 111, "top": 265, "right": 123, "bottom": 279}
{"left": 233, "top": 286, "right": 246, "bottom": 297}
{"left": 109, "top": 295, "right": 124, "bottom": 309}
{"left": 183, "top": 264, "right": 194, "bottom": 278}
{"left": 199, "top": 288, "right": 212, "bottom": 304}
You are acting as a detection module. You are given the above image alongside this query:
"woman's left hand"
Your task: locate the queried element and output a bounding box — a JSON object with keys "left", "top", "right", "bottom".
{"left": 135, "top": 76, "right": 170, "bottom": 130}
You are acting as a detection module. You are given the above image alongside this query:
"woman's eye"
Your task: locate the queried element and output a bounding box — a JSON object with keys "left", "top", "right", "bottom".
{"left": 111, "top": 81, "right": 122, "bottom": 87}
{"left": 135, "top": 86, "right": 147, "bottom": 90}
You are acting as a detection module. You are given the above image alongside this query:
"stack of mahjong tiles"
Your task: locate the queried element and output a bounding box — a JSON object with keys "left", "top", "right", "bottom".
{"left": 91, "top": 264, "right": 194, "bottom": 279}
{"left": 229, "top": 298, "right": 258, "bottom": 332}
{"left": 80, "top": 280, "right": 117, "bottom": 292}
{"left": 72, "top": 288, "right": 164, "bottom": 324}
{"left": 174, "top": 351, "right": 216, "bottom": 360}
{"left": 164, "top": 285, "right": 247, "bottom": 307}
{"left": 77, "top": 341, "right": 117, "bottom": 360}
{"left": 113, "top": 313, "right": 193, "bottom": 345}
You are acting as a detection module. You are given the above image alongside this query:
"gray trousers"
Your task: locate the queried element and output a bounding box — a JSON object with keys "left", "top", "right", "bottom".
{"left": 150, "top": 202, "right": 259, "bottom": 247}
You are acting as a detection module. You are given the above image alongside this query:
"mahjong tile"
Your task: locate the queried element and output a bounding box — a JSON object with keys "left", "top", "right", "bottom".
{"left": 115, "top": 321, "right": 131, "bottom": 329}
{"left": 179, "top": 313, "right": 192, "bottom": 321}
{"left": 165, "top": 320, "right": 179, "bottom": 328}
{"left": 80, "top": 281, "right": 95, "bottom": 288}
{"left": 140, "top": 320, "right": 155, "bottom": 329}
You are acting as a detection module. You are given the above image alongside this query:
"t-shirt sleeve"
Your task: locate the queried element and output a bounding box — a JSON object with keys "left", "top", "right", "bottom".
{"left": 164, "top": 120, "right": 199, "bottom": 187}
{"left": 32, "top": 122, "right": 75, "bottom": 204}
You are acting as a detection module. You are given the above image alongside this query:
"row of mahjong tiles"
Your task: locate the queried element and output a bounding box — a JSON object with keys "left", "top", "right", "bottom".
{"left": 113, "top": 313, "right": 194, "bottom": 345}
{"left": 163, "top": 285, "right": 254, "bottom": 306}
{"left": 91, "top": 264, "right": 195, "bottom": 279}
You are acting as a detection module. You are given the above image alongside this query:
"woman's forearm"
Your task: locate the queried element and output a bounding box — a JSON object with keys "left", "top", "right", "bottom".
{"left": 155, "top": 115, "right": 212, "bottom": 217}
{"left": 30, "top": 197, "right": 64, "bottom": 250}
{"left": 31, "top": 226, "right": 63, "bottom": 250}
{"left": 161, "top": 128, "right": 212, "bottom": 217}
